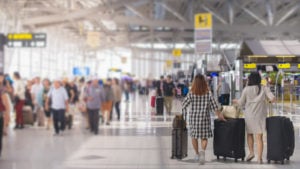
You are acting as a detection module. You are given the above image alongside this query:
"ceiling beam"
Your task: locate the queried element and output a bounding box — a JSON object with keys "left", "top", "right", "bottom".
{"left": 159, "top": 3, "right": 187, "bottom": 22}
{"left": 201, "top": 4, "right": 228, "bottom": 25}
{"left": 124, "top": 4, "right": 147, "bottom": 19}
{"left": 228, "top": 0, "right": 234, "bottom": 25}
{"left": 275, "top": 3, "right": 300, "bottom": 26}
{"left": 241, "top": 6, "right": 267, "bottom": 26}
{"left": 265, "top": 0, "right": 274, "bottom": 26}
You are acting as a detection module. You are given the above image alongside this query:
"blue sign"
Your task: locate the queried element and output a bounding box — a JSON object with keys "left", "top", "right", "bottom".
{"left": 73, "top": 67, "right": 90, "bottom": 76}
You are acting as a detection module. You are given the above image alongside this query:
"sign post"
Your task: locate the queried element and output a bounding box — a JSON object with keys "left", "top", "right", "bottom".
{"left": 194, "top": 13, "right": 213, "bottom": 74}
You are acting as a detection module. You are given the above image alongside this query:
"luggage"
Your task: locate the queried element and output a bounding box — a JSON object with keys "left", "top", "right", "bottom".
{"left": 65, "top": 114, "right": 73, "bottom": 130}
{"left": 23, "top": 106, "right": 34, "bottom": 125}
{"left": 213, "top": 118, "right": 245, "bottom": 162}
{"left": 156, "top": 97, "right": 164, "bottom": 115}
{"left": 221, "top": 105, "right": 242, "bottom": 119}
{"left": 171, "top": 128, "right": 188, "bottom": 159}
{"left": 172, "top": 114, "right": 186, "bottom": 129}
{"left": 150, "top": 96, "right": 156, "bottom": 108}
{"left": 266, "top": 116, "right": 295, "bottom": 164}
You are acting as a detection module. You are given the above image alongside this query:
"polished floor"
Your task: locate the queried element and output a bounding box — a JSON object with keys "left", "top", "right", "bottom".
{"left": 1, "top": 94, "right": 300, "bottom": 169}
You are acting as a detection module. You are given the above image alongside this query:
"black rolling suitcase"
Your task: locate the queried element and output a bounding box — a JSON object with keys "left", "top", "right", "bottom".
{"left": 156, "top": 96, "right": 164, "bottom": 115}
{"left": 213, "top": 118, "right": 245, "bottom": 162}
{"left": 171, "top": 115, "right": 188, "bottom": 159}
{"left": 266, "top": 116, "right": 295, "bottom": 164}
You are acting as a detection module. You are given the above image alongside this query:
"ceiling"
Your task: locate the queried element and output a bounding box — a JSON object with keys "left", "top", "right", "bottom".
{"left": 0, "top": 0, "right": 300, "bottom": 51}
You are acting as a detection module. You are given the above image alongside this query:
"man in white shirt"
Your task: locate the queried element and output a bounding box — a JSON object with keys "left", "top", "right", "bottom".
{"left": 31, "top": 77, "right": 44, "bottom": 126}
{"left": 46, "top": 79, "right": 69, "bottom": 135}
{"left": 13, "top": 72, "right": 25, "bottom": 129}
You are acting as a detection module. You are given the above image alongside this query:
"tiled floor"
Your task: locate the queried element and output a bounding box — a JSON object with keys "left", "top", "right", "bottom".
{"left": 1, "top": 94, "right": 300, "bottom": 169}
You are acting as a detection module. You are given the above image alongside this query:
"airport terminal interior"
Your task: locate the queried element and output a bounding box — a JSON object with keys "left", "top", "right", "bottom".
{"left": 0, "top": 0, "right": 300, "bottom": 169}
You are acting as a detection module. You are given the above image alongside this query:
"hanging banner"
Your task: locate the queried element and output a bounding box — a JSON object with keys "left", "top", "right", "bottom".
{"left": 194, "top": 13, "right": 213, "bottom": 54}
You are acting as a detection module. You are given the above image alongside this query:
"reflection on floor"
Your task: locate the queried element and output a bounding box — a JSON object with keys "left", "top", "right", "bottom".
{"left": 0, "top": 94, "right": 300, "bottom": 169}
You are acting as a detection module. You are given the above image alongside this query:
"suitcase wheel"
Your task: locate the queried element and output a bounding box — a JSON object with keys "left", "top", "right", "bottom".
{"left": 287, "top": 157, "right": 290, "bottom": 161}
{"left": 268, "top": 160, "right": 271, "bottom": 164}
{"left": 223, "top": 157, "right": 226, "bottom": 161}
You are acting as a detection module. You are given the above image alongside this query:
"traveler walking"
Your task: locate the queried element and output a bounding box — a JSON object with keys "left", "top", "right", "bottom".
{"left": 42, "top": 79, "right": 52, "bottom": 130}
{"left": 112, "top": 78, "right": 122, "bottom": 121}
{"left": 102, "top": 79, "right": 114, "bottom": 125}
{"left": 163, "top": 75, "right": 175, "bottom": 115}
{"left": 233, "top": 72, "right": 275, "bottom": 164}
{"left": 13, "top": 72, "right": 25, "bottom": 129}
{"left": 31, "top": 77, "right": 44, "bottom": 126}
{"left": 182, "top": 74, "right": 225, "bottom": 165}
{"left": 84, "top": 78, "right": 104, "bottom": 134}
{"left": 45, "top": 79, "right": 69, "bottom": 135}
{"left": 217, "top": 78, "right": 231, "bottom": 105}
{"left": 0, "top": 73, "right": 12, "bottom": 157}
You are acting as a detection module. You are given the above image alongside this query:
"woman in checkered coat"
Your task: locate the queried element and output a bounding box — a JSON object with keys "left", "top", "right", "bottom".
{"left": 182, "top": 74, "right": 225, "bottom": 164}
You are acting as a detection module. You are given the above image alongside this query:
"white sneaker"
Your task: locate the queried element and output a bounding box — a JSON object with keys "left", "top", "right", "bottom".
{"left": 199, "top": 151, "right": 205, "bottom": 165}
{"left": 194, "top": 154, "right": 199, "bottom": 162}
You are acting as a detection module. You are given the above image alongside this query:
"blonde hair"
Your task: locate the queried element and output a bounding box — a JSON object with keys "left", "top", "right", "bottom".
{"left": 191, "top": 74, "right": 209, "bottom": 96}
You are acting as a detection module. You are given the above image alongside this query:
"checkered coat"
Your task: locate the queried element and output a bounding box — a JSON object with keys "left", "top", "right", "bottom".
{"left": 182, "top": 92, "right": 219, "bottom": 139}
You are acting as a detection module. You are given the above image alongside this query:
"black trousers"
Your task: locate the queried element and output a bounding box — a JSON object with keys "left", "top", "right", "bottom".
{"left": 115, "top": 101, "right": 120, "bottom": 120}
{"left": 88, "top": 109, "right": 99, "bottom": 134}
{"left": 0, "top": 116, "right": 3, "bottom": 156}
{"left": 52, "top": 109, "right": 66, "bottom": 134}
{"left": 219, "top": 94, "right": 230, "bottom": 105}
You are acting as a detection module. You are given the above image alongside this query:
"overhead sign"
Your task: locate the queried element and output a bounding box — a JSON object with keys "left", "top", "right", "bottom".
{"left": 278, "top": 63, "right": 290, "bottom": 69}
{"left": 298, "top": 64, "right": 300, "bottom": 69}
{"left": 7, "top": 33, "right": 47, "bottom": 48}
{"left": 172, "top": 49, "right": 182, "bottom": 57}
{"left": 86, "top": 31, "right": 100, "bottom": 48}
{"left": 166, "top": 60, "right": 173, "bottom": 68}
{"left": 194, "top": 13, "right": 213, "bottom": 54}
{"left": 194, "top": 13, "right": 212, "bottom": 29}
{"left": 73, "top": 67, "right": 90, "bottom": 76}
{"left": 244, "top": 63, "right": 257, "bottom": 69}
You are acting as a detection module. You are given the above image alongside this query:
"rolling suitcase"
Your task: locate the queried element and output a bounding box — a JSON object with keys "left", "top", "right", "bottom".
{"left": 23, "top": 106, "right": 34, "bottom": 125}
{"left": 156, "top": 97, "right": 164, "bottom": 115}
{"left": 171, "top": 114, "right": 188, "bottom": 159}
{"left": 266, "top": 116, "right": 295, "bottom": 164}
{"left": 213, "top": 118, "right": 245, "bottom": 162}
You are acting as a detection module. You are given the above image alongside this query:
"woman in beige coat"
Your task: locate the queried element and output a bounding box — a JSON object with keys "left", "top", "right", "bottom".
{"left": 233, "top": 72, "right": 275, "bottom": 164}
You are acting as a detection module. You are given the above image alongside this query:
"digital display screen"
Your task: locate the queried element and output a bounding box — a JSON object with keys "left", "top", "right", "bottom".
{"left": 7, "top": 33, "right": 47, "bottom": 48}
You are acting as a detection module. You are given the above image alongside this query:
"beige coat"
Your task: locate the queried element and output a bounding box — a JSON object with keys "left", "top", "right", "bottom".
{"left": 112, "top": 84, "right": 122, "bottom": 102}
{"left": 238, "top": 86, "right": 275, "bottom": 134}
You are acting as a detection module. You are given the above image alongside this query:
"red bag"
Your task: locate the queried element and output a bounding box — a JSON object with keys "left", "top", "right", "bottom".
{"left": 150, "top": 96, "right": 156, "bottom": 108}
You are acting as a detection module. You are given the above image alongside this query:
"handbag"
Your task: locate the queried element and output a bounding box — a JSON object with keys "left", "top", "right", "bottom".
{"left": 221, "top": 105, "right": 242, "bottom": 119}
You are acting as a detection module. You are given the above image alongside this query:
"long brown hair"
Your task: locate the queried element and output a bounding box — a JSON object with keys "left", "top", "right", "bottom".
{"left": 191, "top": 74, "right": 209, "bottom": 96}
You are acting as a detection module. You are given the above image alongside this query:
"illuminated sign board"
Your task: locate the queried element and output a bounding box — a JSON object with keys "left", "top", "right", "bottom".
{"left": 244, "top": 63, "right": 257, "bottom": 69}
{"left": 7, "top": 33, "right": 47, "bottom": 48}
{"left": 278, "top": 63, "right": 290, "bottom": 69}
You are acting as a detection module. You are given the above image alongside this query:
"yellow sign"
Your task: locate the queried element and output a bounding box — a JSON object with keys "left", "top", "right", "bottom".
{"left": 172, "top": 49, "right": 182, "bottom": 57}
{"left": 276, "top": 55, "right": 295, "bottom": 58}
{"left": 298, "top": 64, "right": 300, "bottom": 69}
{"left": 244, "top": 63, "right": 257, "bottom": 69}
{"left": 166, "top": 60, "right": 173, "bottom": 68}
{"left": 8, "top": 33, "right": 33, "bottom": 40}
{"left": 278, "top": 63, "right": 290, "bottom": 69}
{"left": 195, "top": 13, "right": 212, "bottom": 29}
